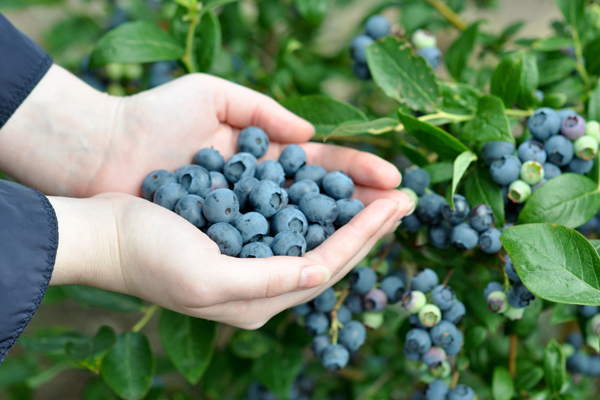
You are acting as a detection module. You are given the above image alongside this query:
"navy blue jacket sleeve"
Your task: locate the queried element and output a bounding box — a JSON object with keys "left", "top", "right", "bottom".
{"left": 0, "top": 14, "right": 57, "bottom": 364}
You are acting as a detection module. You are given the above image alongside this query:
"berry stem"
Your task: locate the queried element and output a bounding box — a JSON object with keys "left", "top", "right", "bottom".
{"left": 424, "top": 0, "right": 467, "bottom": 31}
{"left": 330, "top": 289, "right": 350, "bottom": 344}
{"left": 505, "top": 109, "right": 535, "bottom": 118}
{"left": 450, "top": 369, "right": 460, "bottom": 388}
{"left": 442, "top": 268, "right": 455, "bottom": 286}
{"left": 509, "top": 333, "right": 517, "bottom": 376}
{"left": 132, "top": 304, "right": 159, "bottom": 333}
{"left": 394, "top": 111, "right": 474, "bottom": 133}
{"left": 181, "top": 5, "right": 202, "bottom": 74}
{"left": 571, "top": 27, "right": 591, "bottom": 91}
{"left": 371, "top": 240, "right": 396, "bottom": 271}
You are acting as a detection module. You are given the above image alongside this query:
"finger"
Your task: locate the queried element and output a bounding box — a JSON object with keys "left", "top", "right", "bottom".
{"left": 264, "top": 142, "right": 401, "bottom": 189}
{"left": 353, "top": 186, "right": 412, "bottom": 207}
{"left": 210, "top": 77, "right": 314, "bottom": 143}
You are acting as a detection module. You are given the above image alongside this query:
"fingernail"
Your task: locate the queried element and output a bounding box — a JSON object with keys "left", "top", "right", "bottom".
{"left": 400, "top": 188, "right": 418, "bottom": 217}
{"left": 300, "top": 265, "right": 331, "bottom": 289}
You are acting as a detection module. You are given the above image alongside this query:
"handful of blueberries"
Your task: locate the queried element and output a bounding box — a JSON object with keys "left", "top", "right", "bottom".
{"left": 141, "top": 126, "right": 364, "bottom": 258}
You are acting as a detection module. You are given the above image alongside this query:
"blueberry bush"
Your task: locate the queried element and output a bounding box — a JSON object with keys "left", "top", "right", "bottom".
{"left": 4, "top": 0, "right": 600, "bottom": 399}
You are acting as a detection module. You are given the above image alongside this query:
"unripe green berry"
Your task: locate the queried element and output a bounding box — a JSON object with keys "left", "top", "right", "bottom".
{"left": 508, "top": 179, "right": 531, "bottom": 204}
{"left": 412, "top": 29, "right": 437, "bottom": 49}
{"left": 586, "top": 333, "right": 600, "bottom": 352}
{"left": 585, "top": 120, "right": 600, "bottom": 143}
{"left": 106, "top": 83, "right": 126, "bottom": 96}
{"left": 402, "top": 290, "right": 427, "bottom": 314}
{"left": 561, "top": 343, "right": 576, "bottom": 358}
{"left": 486, "top": 291, "right": 508, "bottom": 314}
{"left": 504, "top": 305, "right": 525, "bottom": 321}
{"left": 105, "top": 63, "right": 125, "bottom": 81}
{"left": 418, "top": 303, "right": 442, "bottom": 327}
{"left": 400, "top": 187, "right": 419, "bottom": 211}
{"left": 574, "top": 135, "right": 599, "bottom": 160}
{"left": 520, "top": 161, "right": 544, "bottom": 185}
{"left": 362, "top": 311, "right": 384, "bottom": 329}
{"left": 430, "top": 360, "right": 452, "bottom": 378}
{"left": 588, "top": 313, "right": 600, "bottom": 336}
{"left": 123, "top": 63, "right": 144, "bottom": 81}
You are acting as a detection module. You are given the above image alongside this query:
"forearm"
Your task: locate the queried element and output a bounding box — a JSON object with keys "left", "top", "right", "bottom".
{"left": 0, "top": 65, "right": 121, "bottom": 197}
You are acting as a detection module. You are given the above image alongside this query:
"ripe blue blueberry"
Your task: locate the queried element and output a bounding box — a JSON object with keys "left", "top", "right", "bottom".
{"left": 545, "top": 135, "right": 574, "bottom": 166}
{"left": 174, "top": 195, "right": 206, "bottom": 228}
{"left": 271, "top": 231, "right": 307, "bottom": 257}
{"left": 518, "top": 140, "right": 547, "bottom": 164}
{"left": 154, "top": 183, "right": 188, "bottom": 211}
{"left": 558, "top": 108, "right": 578, "bottom": 122}
{"left": 193, "top": 147, "right": 225, "bottom": 172}
{"left": 256, "top": 160, "right": 285, "bottom": 186}
{"left": 431, "top": 285, "right": 456, "bottom": 311}
{"left": 272, "top": 208, "right": 309, "bottom": 236}
{"left": 409, "top": 313, "right": 427, "bottom": 329}
{"left": 403, "top": 168, "right": 431, "bottom": 196}
{"left": 350, "top": 266, "right": 377, "bottom": 294}
{"left": 468, "top": 204, "right": 494, "bottom": 232}
{"left": 250, "top": 180, "right": 288, "bottom": 218}
{"left": 337, "top": 305, "right": 352, "bottom": 325}
{"left": 288, "top": 180, "right": 320, "bottom": 205}
{"left": 350, "top": 34, "right": 374, "bottom": 64}
{"left": 579, "top": 305, "right": 600, "bottom": 318}
{"left": 402, "top": 213, "right": 424, "bottom": 232}
{"left": 313, "top": 287, "right": 336, "bottom": 312}
{"left": 405, "top": 328, "right": 432, "bottom": 354}
{"left": 344, "top": 292, "right": 364, "bottom": 314}
{"left": 363, "top": 288, "right": 388, "bottom": 312}
{"left": 417, "top": 47, "right": 442, "bottom": 69}
{"left": 322, "top": 171, "right": 354, "bottom": 200}
{"left": 311, "top": 335, "right": 331, "bottom": 358}
{"left": 504, "top": 256, "right": 520, "bottom": 282}
{"left": 490, "top": 155, "right": 522, "bottom": 186}
{"left": 335, "top": 198, "right": 364, "bottom": 226}
{"left": 353, "top": 62, "right": 371, "bottom": 80}
{"left": 586, "top": 355, "right": 600, "bottom": 376}
{"left": 567, "top": 157, "right": 594, "bottom": 174}
{"left": 234, "top": 212, "right": 269, "bottom": 243}
{"left": 278, "top": 144, "right": 306, "bottom": 176}
{"left": 305, "top": 312, "right": 329, "bottom": 335}
{"left": 174, "top": 164, "right": 195, "bottom": 182}
{"left": 479, "top": 228, "right": 502, "bottom": 254}
{"left": 305, "top": 224, "right": 330, "bottom": 251}
{"left": 561, "top": 115, "right": 586, "bottom": 140}
{"left": 430, "top": 320, "right": 460, "bottom": 347}
{"left": 508, "top": 282, "right": 535, "bottom": 308}
{"left": 178, "top": 165, "right": 212, "bottom": 197}
{"left": 206, "top": 222, "right": 243, "bottom": 256}
{"left": 209, "top": 171, "right": 229, "bottom": 191}
{"left": 240, "top": 242, "right": 274, "bottom": 258}
{"left": 261, "top": 236, "right": 274, "bottom": 246}
{"left": 422, "top": 346, "right": 446, "bottom": 368}
{"left": 321, "top": 344, "right": 350, "bottom": 371}
{"left": 233, "top": 176, "right": 259, "bottom": 211}
{"left": 223, "top": 152, "right": 258, "bottom": 183}
{"left": 442, "top": 300, "right": 466, "bottom": 324}
{"left": 338, "top": 321, "right": 367, "bottom": 352}
{"left": 566, "top": 332, "right": 583, "bottom": 349}
{"left": 299, "top": 192, "right": 339, "bottom": 225}
{"left": 528, "top": 108, "right": 561, "bottom": 141}
{"left": 447, "top": 384, "right": 474, "bottom": 400}
{"left": 238, "top": 126, "right": 269, "bottom": 158}
{"left": 416, "top": 193, "right": 447, "bottom": 225}
{"left": 411, "top": 268, "right": 439, "bottom": 293}
{"left": 291, "top": 302, "right": 311, "bottom": 316}
{"left": 203, "top": 188, "right": 240, "bottom": 223}
{"left": 567, "top": 352, "right": 590, "bottom": 374}
{"left": 441, "top": 195, "right": 471, "bottom": 225}
{"left": 484, "top": 281, "right": 504, "bottom": 299}
{"left": 142, "top": 169, "right": 177, "bottom": 200}
{"left": 428, "top": 221, "right": 452, "bottom": 249}
{"left": 380, "top": 276, "right": 405, "bottom": 303}
{"left": 365, "top": 15, "right": 390, "bottom": 39}
{"left": 443, "top": 328, "right": 464, "bottom": 356}
{"left": 450, "top": 223, "right": 479, "bottom": 251}
{"left": 425, "top": 379, "right": 449, "bottom": 400}
{"left": 482, "top": 141, "right": 516, "bottom": 166}
{"left": 404, "top": 346, "right": 422, "bottom": 362}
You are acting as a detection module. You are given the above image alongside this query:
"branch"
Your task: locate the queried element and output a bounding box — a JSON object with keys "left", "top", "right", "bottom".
{"left": 509, "top": 334, "right": 517, "bottom": 376}
{"left": 425, "top": 0, "right": 467, "bottom": 31}
{"left": 132, "top": 304, "right": 159, "bottom": 332}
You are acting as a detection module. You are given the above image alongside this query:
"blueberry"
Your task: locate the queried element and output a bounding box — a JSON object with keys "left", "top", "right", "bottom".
{"left": 482, "top": 141, "right": 516, "bottom": 166}
{"left": 566, "top": 332, "right": 583, "bottom": 349}
{"left": 193, "top": 147, "right": 225, "bottom": 171}
{"left": 402, "top": 168, "right": 431, "bottom": 196}
{"left": 490, "top": 155, "right": 522, "bottom": 186}
{"left": 142, "top": 169, "right": 177, "bottom": 200}
{"left": 431, "top": 285, "right": 456, "bottom": 311}
{"left": 417, "top": 47, "right": 442, "bottom": 69}
{"left": 295, "top": 165, "right": 327, "bottom": 186}
{"left": 365, "top": 15, "right": 390, "bottom": 39}
{"left": 174, "top": 164, "right": 195, "bottom": 183}
{"left": 233, "top": 177, "right": 259, "bottom": 210}
{"left": 422, "top": 346, "right": 446, "bottom": 368}
{"left": 520, "top": 160, "right": 544, "bottom": 185}
{"left": 428, "top": 221, "right": 453, "bottom": 249}
{"left": 288, "top": 180, "right": 320, "bottom": 205}
{"left": 561, "top": 115, "right": 586, "bottom": 140}
{"left": 450, "top": 223, "right": 479, "bottom": 251}
{"left": 203, "top": 188, "right": 240, "bottom": 223}
{"left": 478, "top": 228, "right": 502, "bottom": 253}
{"left": 412, "top": 29, "right": 437, "bottom": 49}
{"left": 518, "top": 140, "right": 547, "bottom": 164}
{"left": 441, "top": 195, "right": 471, "bottom": 225}
{"left": 338, "top": 321, "right": 367, "bottom": 352}
{"left": 311, "top": 335, "right": 331, "bottom": 358}
{"left": 154, "top": 183, "right": 188, "bottom": 210}
{"left": 206, "top": 222, "right": 243, "bottom": 256}
{"left": 507, "top": 179, "right": 531, "bottom": 203}
{"left": 416, "top": 193, "right": 447, "bottom": 225}
{"left": 305, "top": 224, "right": 330, "bottom": 251}
{"left": 350, "top": 266, "right": 377, "bottom": 294}
{"left": 350, "top": 34, "right": 374, "bottom": 64}
{"left": 321, "top": 344, "right": 350, "bottom": 371}
{"left": 278, "top": 144, "right": 307, "bottom": 176}
{"left": 344, "top": 292, "right": 364, "bottom": 314}
{"left": 405, "top": 328, "right": 432, "bottom": 354}
{"left": 234, "top": 212, "right": 269, "bottom": 243}
{"left": 256, "top": 160, "right": 285, "bottom": 186}
{"left": 313, "top": 287, "right": 336, "bottom": 312}
{"left": 578, "top": 305, "right": 599, "bottom": 318}
{"left": 447, "top": 384, "right": 474, "bottom": 400}
{"left": 404, "top": 346, "right": 422, "bottom": 361}
{"left": 559, "top": 108, "right": 578, "bottom": 122}
{"left": 353, "top": 62, "right": 371, "bottom": 80}
{"left": 403, "top": 291, "right": 427, "bottom": 314}
{"left": 567, "top": 352, "right": 590, "bottom": 374}
{"left": 409, "top": 313, "right": 427, "bottom": 329}
{"left": 487, "top": 291, "right": 508, "bottom": 314}
{"left": 209, "top": 171, "right": 229, "bottom": 191}
{"left": 430, "top": 320, "right": 460, "bottom": 348}
{"left": 272, "top": 208, "right": 309, "bottom": 236}
{"left": 505, "top": 256, "right": 520, "bottom": 282}
{"left": 380, "top": 276, "right": 405, "bottom": 303}
{"left": 567, "top": 157, "right": 594, "bottom": 174}
{"left": 402, "top": 213, "right": 425, "bottom": 232}
{"left": 484, "top": 281, "right": 504, "bottom": 299}
{"left": 174, "top": 195, "right": 207, "bottom": 228}
{"left": 250, "top": 180, "right": 288, "bottom": 218}
{"left": 363, "top": 288, "right": 388, "bottom": 312}
{"left": 240, "top": 242, "right": 273, "bottom": 258}
{"left": 335, "top": 198, "right": 364, "bottom": 226}
{"left": 508, "top": 282, "right": 535, "bottom": 308}
{"left": 291, "top": 302, "right": 312, "bottom": 316}
{"left": 442, "top": 300, "right": 466, "bottom": 324}
{"left": 322, "top": 171, "right": 354, "bottom": 200}
{"left": 305, "top": 312, "right": 329, "bottom": 335}
{"left": 411, "top": 268, "right": 439, "bottom": 293}
{"left": 299, "top": 192, "right": 338, "bottom": 225}
{"left": 468, "top": 204, "right": 494, "bottom": 232}
{"left": 261, "top": 236, "right": 274, "bottom": 246}
{"left": 545, "top": 135, "right": 574, "bottom": 166}
{"left": 574, "top": 136, "right": 599, "bottom": 160}
{"left": 238, "top": 126, "right": 269, "bottom": 158}
{"left": 337, "top": 305, "right": 352, "bottom": 324}
{"left": 271, "top": 231, "right": 306, "bottom": 256}
{"left": 425, "top": 379, "right": 449, "bottom": 400}
{"left": 223, "top": 152, "right": 258, "bottom": 183}
{"left": 528, "top": 108, "right": 561, "bottom": 141}
{"left": 443, "top": 328, "right": 464, "bottom": 356}
{"left": 586, "top": 356, "right": 600, "bottom": 376}
{"left": 178, "top": 165, "right": 212, "bottom": 197}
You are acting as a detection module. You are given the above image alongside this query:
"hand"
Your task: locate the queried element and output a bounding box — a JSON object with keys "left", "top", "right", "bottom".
{"left": 49, "top": 190, "right": 412, "bottom": 329}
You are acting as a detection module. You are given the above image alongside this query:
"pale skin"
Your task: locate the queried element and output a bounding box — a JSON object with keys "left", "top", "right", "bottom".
{"left": 0, "top": 64, "right": 414, "bottom": 330}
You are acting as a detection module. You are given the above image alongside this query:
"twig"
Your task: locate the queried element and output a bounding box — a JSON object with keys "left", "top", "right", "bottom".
{"left": 371, "top": 240, "right": 396, "bottom": 271}
{"left": 424, "top": 0, "right": 467, "bottom": 31}
{"left": 509, "top": 334, "right": 517, "bottom": 376}
{"left": 132, "top": 304, "right": 159, "bottom": 332}
{"left": 450, "top": 369, "right": 460, "bottom": 388}
{"left": 181, "top": 7, "right": 201, "bottom": 73}
{"left": 572, "top": 27, "right": 591, "bottom": 91}
{"left": 442, "top": 269, "right": 455, "bottom": 286}
{"left": 331, "top": 289, "right": 350, "bottom": 344}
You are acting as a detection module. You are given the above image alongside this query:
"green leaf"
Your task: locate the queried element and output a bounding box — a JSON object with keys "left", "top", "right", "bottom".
{"left": 461, "top": 95, "right": 513, "bottom": 143}
{"left": 490, "top": 52, "right": 524, "bottom": 108}
{"left": 492, "top": 366, "right": 515, "bottom": 400}
{"left": 17, "top": 330, "right": 87, "bottom": 352}
{"left": 543, "top": 340, "right": 566, "bottom": 395}
{"left": 538, "top": 58, "right": 577, "bottom": 86}
{"left": 439, "top": 81, "right": 481, "bottom": 115}
{"left": 398, "top": 111, "right": 469, "bottom": 159}
{"left": 590, "top": 239, "right": 600, "bottom": 254}
{"left": 516, "top": 365, "right": 545, "bottom": 391}
{"left": 66, "top": 326, "right": 117, "bottom": 374}
{"left": 281, "top": 96, "right": 367, "bottom": 137}
{"left": 399, "top": 142, "right": 430, "bottom": 167}
{"left": 584, "top": 35, "right": 600, "bottom": 76}
{"left": 555, "top": 0, "right": 586, "bottom": 27}
{"left": 423, "top": 162, "right": 454, "bottom": 184}
{"left": 550, "top": 303, "right": 578, "bottom": 325}
{"left": 158, "top": 309, "right": 217, "bottom": 385}
{"left": 201, "top": 0, "right": 239, "bottom": 13}
{"left": 448, "top": 151, "right": 477, "bottom": 208}
{"left": 546, "top": 76, "right": 586, "bottom": 101}
{"left": 90, "top": 21, "right": 184, "bottom": 67}
{"left": 464, "top": 167, "right": 505, "bottom": 226}
{"left": 63, "top": 285, "right": 146, "bottom": 313}
{"left": 518, "top": 52, "right": 539, "bottom": 109}
{"left": 517, "top": 173, "right": 600, "bottom": 228}
{"left": 366, "top": 37, "right": 440, "bottom": 113}
{"left": 0, "top": 0, "right": 63, "bottom": 9}
{"left": 83, "top": 379, "right": 120, "bottom": 400}
{"left": 101, "top": 332, "right": 155, "bottom": 400}
{"left": 542, "top": 93, "right": 567, "bottom": 109}
{"left": 501, "top": 224, "right": 600, "bottom": 306}
{"left": 530, "top": 36, "right": 574, "bottom": 52}
{"left": 45, "top": 16, "right": 102, "bottom": 56}
{"left": 195, "top": 11, "right": 222, "bottom": 72}
{"left": 445, "top": 22, "right": 480, "bottom": 81}
{"left": 253, "top": 347, "right": 304, "bottom": 400}
{"left": 229, "top": 330, "right": 275, "bottom": 359}
{"left": 588, "top": 78, "right": 600, "bottom": 121}
{"left": 294, "top": 0, "right": 330, "bottom": 25}
{"left": 326, "top": 118, "right": 398, "bottom": 139}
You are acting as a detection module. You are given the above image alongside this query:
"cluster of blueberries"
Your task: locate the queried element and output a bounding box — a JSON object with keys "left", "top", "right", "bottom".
{"left": 400, "top": 168, "right": 503, "bottom": 253}
{"left": 482, "top": 256, "right": 535, "bottom": 321}
{"left": 246, "top": 375, "right": 314, "bottom": 400}
{"left": 563, "top": 305, "right": 600, "bottom": 378}
{"left": 414, "top": 381, "right": 475, "bottom": 400}
{"left": 411, "top": 30, "right": 442, "bottom": 69}
{"left": 483, "top": 108, "right": 599, "bottom": 207}
{"left": 291, "top": 263, "right": 406, "bottom": 371}
{"left": 141, "top": 127, "right": 364, "bottom": 258}
{"left": 350, "top": 15, "right": 391, "bottom": 80}
{"left": 403, "top": 269, "right": 465, "bottom": 376}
